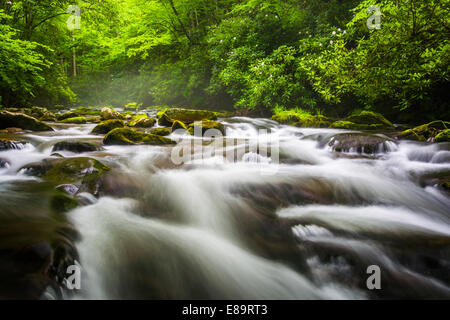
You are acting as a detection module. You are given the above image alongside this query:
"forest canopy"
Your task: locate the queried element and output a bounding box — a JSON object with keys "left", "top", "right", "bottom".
{"left": 0, "top": 0, "right": 449, "bottom": 122}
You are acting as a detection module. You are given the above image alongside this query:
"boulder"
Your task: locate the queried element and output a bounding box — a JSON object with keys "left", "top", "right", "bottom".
{"left": 157, "top": 108, "right": 218, "bottom": 126}
{"left": 344, "top": 111, "right": 394, "bottom": 129}
{"left": 326, "top": 133, "right": 396, "bottom": 154}
{"left": 21, "top": 157, "right": 111, "bottom": 195}
{"left": 171, "top": 120, "right": 188, "bottom": 131}
{"left": 101, "top": 107, "right": 123, "bottom": 120}
{"left": 157, "top": 111, "right": 173, "bottom": 126}
{"left": 57, "top": 112, "right": 78, "bottom": 121}
{"left": 52, "top": 141, "right": 103, "bottom": 153}
{"left": 188, "top": 120, "right": 226, "bottom": 136}
{"left": 129, "top": 114, "right": 156, "bottom": 128}
{"left": 150, "top": 128, "right": 171, "bottom": 136}
{"left": 91, "top": 119, "right": 124, "bottom": 134}
{"left": 124, "top": 102, "right": 142, "bottom": 111}
{"left": 0, "top": 111, "right": 53, "bottom": 131}
{"left": 103, "top": 128, "right": 176, "bottom": 146}
{"left": 60, "top": 116, "right": 87, "bottom": 124}
{"left": 29, "top": 107, "right": 57, "bottom": 122}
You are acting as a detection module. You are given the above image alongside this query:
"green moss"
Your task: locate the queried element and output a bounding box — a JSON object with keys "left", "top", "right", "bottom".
{"left": 61, "top": 116, "right": 87, "bottom": 124}
{"left": 50, "top": 193, "right": 79, "bottom": 214}
{"left": 103, "top": 128, "right": 176, "bottom": 145}
{"left": 57, "top": 111, "right": 78, "bottom": 121}
{"left": 92, "top": 119, "right": 124, "bottom": 134}
{"left": 157, "top": 111, "right": 173, "bottom": 126}
{"left": 129, "top": 114, "right": 156, "bottom": 128}
{"left": 330, "top": 120, "right": 386, "bottom": 130}
{"left": 345, "top": 111, "right": 394, "bottom": 129}
{"left": 0, "top": 111, "right": 53, "bottom": 131}
{"left": 435, "top": 129, "right": 450, "bottom": 142}
{"left": 399, "top": 120, "right": 450, "bottom": 141}
{"left": 124, "top": 102, "right": 142, "bottom": 111}
{"left": 150, "top": 127, "right": 171, "bottom": 136}
{"left": 101, "top": 107, "right": 124, "bottom": 120}
{"left": 73, "top": 106, "right": 101, "bottom": 116}
{"left": 29, "top": 107, "right": 56, "bottom": 121}
{"left": 158, "top": 108, "right": 217, "bottom": 125}
{"left": 172, "top": 120, "right": 188, "bottom": 131}
{"left": 294, "top": 115, "right": 332, "bottom": 128}
{"left": 44, "top": 157, "right": 111, "bottom": 189}
{"left": 188, "top": 120, "right": 225, "bottom": 136}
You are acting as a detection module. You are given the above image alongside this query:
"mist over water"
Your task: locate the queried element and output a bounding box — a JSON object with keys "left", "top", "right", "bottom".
{"left": 1, "top": 117, "right": 450, "bottom": 299}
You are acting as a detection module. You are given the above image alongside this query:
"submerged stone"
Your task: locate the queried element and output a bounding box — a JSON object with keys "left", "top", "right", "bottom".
{"left": 103, "top": 128, "right": 176, "bottom": 145}
{"left": 0, "top": 111, "right": 53, "bottom": 131}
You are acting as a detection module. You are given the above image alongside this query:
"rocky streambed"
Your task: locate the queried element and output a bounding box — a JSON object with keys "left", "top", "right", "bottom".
{"left": 0, "top": 106, "right": 449, "bottom": 299}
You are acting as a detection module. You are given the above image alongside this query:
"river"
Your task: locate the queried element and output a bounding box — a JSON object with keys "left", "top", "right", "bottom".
{"left": 1, "top": 114, "right": 449, "bottom": 299}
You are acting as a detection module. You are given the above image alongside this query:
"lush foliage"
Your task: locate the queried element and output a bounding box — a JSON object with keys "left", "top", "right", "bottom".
{"left": 0, "top": 0, "right": 448, "bottom": 122}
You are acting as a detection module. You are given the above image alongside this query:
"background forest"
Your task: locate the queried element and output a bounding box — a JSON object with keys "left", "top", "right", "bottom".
{"left": 0, "top": 0, "right": 449, "bottom": 123}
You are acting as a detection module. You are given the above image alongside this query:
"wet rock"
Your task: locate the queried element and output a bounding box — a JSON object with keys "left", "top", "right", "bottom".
{"left": 56, "top": 111, "right": 78, "bottom": 121}
{"left": 343, "top": 111, "right": 394, "bottom": 129}
{"left": 21, "top": 157, "right": 111, "bottom": 196}
{"left": 50, "top": 193, "right": 79, "bottom": 214}
{"left": 129, "top": 114, "right": 156, "bottom": 128}
{"left": 0, "top": 158, "right": 10, "bottom": 168}
{"left": 0, "top": 111, "right": 53, "bottom": 131}
{"left": 0, "top": 127, "right": 24, "bottom": 133}
{"left": 326, "top": 133, "right": 396, "bottom": 154}
{"left": 164, "top": 108, "right": 218, "bottom": 124}
{"left": 0, "top": 139, "right": 28, "bottom": 151}
{"left": 172, "top": 120, "right": 188, "bottom": 131}
{"left": 72, "top": 106, "right": 101, "bottom": 116}
{"left": 150, "top": 127, "right": 171, "bottom": 136}
{"left": 188, "top": 120, "right": 226, "bottom": 136}
{"left": 399, "top": 121, "right": 450, "bottom": 142}
{"left": 55, "top": 184, "right": 79, "bottom": 195}
{"left": 157, "top": 111, "right": 173, "bottom": 126}
{"left": 124, "top": 102, "right": 142, "bottom": 111}
{"left": 103, "top": 128, "right": 176, "bottom": 146}
{"left": 101, "top": 107, "right": 124, "bottom": 120}
{"left": 60, "top": 116, "right": 87, "bottom": 124}
{"left": 52, "top": 141, "right": 103, "bottom": 153}
{"left": 91, "top": 119, "right": 124, "bottom": 134}
{"left": 435, "top": 129, "right": 450, "bottom": 143}
{"left": 86, "top": 116, "right": 102, "bottom": 123}
{"left": 29, "top": 107, "right": 57, "bottom": 122}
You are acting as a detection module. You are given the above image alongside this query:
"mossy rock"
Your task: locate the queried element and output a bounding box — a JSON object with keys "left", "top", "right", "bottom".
{"left": 435, "top": 129, "right": 450, "bottom": 143}
{"left": 61, "top": 116, "right": 87, "bottom": 124}
{"left": 52, "top": 140, "right": 103, "bottom": 153}
{"left": 91, "top": 119, "right": 124, "bottom": 134}
{"left": 293, "top": 115, "right": 332, "bottom": 128}
{"left": 157, "top": 111, "right": 173, "bottom": 126}
{"left": 345, "top": 111, "right": 394, "bottom": 129}
{"left": 150, "top": 127, "right": 171, "bottom": 136}
{"left": 399, "top": 121, "right": 450, "bottom": 141}
{"left": 172, "top": 120, "right": 188, "bottom": 131}
{"left": 50, "top": 193, "right": 79, "bottom": 214}
{"left": 29, "top": 107, "right": 57, "bottom": 121}
{"left": 103, "top": 128, "right": 176, "bottom": 145}
{"left": 57, "top": 111, "right": 78, "bottom": 121}
{"left": 188, "top": 120, "right": 225, "bottom": 136}
{"left": 73, "top": 106, "right": 101, "bottom": 116}
{"left": 101, "top": 107, "right": 124, "bottom": 120}
{"left": 124, "top": 102, "right": 142, "bottom": 111}
{"left": 129, "top": 114, "right": 156, "bottom": 128}
{"left": 86, "top": 116, "right": 102, "bottom": 123}
{"left": 0, "top": 111, "right": 53, "bottom": 131}
{"left": 158, "top": 108, "right": 218, "bottom": 126}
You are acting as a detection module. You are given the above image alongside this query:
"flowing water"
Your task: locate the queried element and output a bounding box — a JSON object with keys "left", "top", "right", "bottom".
{"left": 1, "top": 116, "right": 449, "bottom": 299}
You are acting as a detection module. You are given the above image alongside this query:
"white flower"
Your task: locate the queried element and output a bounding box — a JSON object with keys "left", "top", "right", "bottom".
{"left": 309, "top": 35, "right": 312, "bottom": 38}
{"left": 261, "top": 62, "right": 264, "bottom": 66}
{"left": 337, "top": 28, "right": 341, "bottom": 32}
{"left": 220, "top": 40, "right": 223, "bottom": 43}
{"left": 332, "top": 31, "right": 336, "bottom": 35}
{"left": 343, "top": 30, "right": 347, "bottom": 34}
{"left": 319, "top": 43, "right": 322, "bottom": 47}
{"left": 330, "top": 40, "right": 334, "bottom": 44}
{"left": 275, "top": 15, "right": 278, "bottom": 19}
